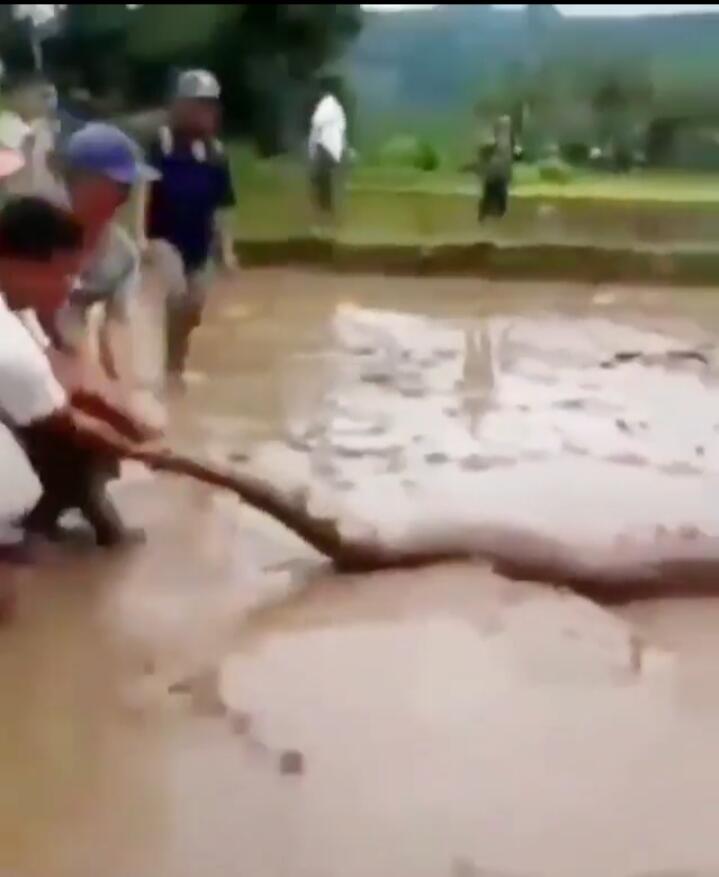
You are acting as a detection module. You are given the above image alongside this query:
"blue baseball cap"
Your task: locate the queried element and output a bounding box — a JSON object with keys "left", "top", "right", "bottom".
{"left": 63, "top": 122, "right": 159, "bottom": 185}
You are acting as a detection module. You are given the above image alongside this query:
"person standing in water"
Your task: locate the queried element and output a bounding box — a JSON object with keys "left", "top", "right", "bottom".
{"left": 308, "top": 77, "right": 348, "bottom": 224}
{"left": 23, "top": 124, "right": 163, "bottom": 547}
{"left": 0, "top": 197, "right": 158, "bottom": 552}
{"left": 135, "top": 69, "right": 237, "bottom": 386}
{"left": 479, "top": 115, "right": 513, "bottom": 222}
{"left": 47, "top": 122, "right": 158, "bottom": 386}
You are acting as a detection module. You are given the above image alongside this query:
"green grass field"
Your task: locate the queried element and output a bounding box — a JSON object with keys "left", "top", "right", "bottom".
{"left": 513, "top": 169, "right": 719, "bottom": 203}
{"left": 228, "top": 146, "right": 719, "bottom": 247}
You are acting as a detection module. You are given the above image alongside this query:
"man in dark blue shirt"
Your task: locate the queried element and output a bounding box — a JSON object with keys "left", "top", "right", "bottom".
{"left": 138, "top": 69, "right": 237, "bottom": 382}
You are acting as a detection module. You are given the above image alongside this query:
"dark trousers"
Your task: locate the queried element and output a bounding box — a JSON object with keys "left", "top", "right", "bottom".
{"left": 310, "top": 145, "right": 338, "bottom": 215}
{"left": 18, "top": 429, "right": 123, "bottom": 546}
{"left": 479, "top": 176, "right": 509, "bottom": 220}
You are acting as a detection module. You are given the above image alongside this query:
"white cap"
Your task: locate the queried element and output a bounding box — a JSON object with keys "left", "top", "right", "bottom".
{"left": 175, "top": 69, "right": 221, "bottom": 100}
{"left": 0, "top": 111, "right": 31, "bottom": 151}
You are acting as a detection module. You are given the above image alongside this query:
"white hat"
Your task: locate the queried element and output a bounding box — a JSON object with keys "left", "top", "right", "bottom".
{"left": 175, "top": 69, "right": 221, "bottom": 100}
{"left": 0, "top": 111, "right": 31, "bottom": 151}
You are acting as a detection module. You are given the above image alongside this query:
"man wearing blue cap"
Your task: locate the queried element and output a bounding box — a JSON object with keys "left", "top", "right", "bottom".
{"left": 24, "top": 123, "right": 163, "bottom": 547}
{"left": 47, "top": 122, "right": 160, "bottom": 386}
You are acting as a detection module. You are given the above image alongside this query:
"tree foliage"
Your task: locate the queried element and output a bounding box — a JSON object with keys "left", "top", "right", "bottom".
{"left": 352, "top": 6, "right": 719, "bottom": 167}
{"left": 11, "top": 4, "right": 362, "bottom": 154}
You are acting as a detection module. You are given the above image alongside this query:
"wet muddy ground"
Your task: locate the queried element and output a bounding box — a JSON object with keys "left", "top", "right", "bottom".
{"left": 4, "top": 270, "right": 719, "bottom": 876}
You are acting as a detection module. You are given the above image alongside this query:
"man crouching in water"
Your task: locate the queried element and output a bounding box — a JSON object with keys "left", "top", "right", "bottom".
{"left": 48, "top": 122, "right": 159, "bottom": 387}
{"left": 0, "top": 197, "right": 158, "bottom": 550}
{"left": 26, "top": 123, "right": 164, "bottom": 546}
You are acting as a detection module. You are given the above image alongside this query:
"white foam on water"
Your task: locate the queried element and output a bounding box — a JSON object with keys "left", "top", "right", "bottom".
{"left": 253, "top": 305, "right": 719, "bottom": 571}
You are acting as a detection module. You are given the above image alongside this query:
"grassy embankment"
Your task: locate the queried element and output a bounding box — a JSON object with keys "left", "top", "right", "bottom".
{"left": 229, "top": 146, "right": 719, "bottom": 248}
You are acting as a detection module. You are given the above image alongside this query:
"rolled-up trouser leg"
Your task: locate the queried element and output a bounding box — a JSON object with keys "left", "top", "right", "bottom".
{"left": 23, "top": 491, "right": 66, "bottom": 536}
{"left": 81, "top": 470, "right": 128, "bottom": 547}
{"left": 166, "top": 266, "right": 210, "bottom": 376}
{"left": 20, "top": 429, "right": 123, "bottom": 544}
{"left": 166, "top": 303, "right": 199, "bottom": 375}
{"left": 20, "top": 431, "right": 82, "bottom": 535}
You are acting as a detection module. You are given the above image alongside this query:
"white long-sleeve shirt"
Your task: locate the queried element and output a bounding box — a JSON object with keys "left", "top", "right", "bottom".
{"left": 308, "top": 94, "right": 347, "bottom": 164}
{"left": 0, "top": 294, "right": 67, "bottom": 544}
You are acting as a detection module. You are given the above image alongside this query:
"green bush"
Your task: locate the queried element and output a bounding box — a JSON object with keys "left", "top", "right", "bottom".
{"left": 560, "top": 142, "right": 590, "bottom": 165}
{"left": 537, "top": 156, "right": 573, "bottom": 184}
{"left": 376, "top": 135, "right": 440, "bottom": 172}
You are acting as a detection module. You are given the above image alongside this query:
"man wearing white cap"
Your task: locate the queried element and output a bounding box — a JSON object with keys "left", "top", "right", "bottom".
{"left": 135, "top": 69, "right": 237, "bottom": 383}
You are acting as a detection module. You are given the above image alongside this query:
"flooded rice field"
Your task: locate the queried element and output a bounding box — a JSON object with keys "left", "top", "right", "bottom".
{"left": 5, "top": 269, "right": 719, "bottom": 876}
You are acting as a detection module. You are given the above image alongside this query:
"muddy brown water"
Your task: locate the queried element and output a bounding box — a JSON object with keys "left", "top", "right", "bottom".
{"left": 6, "top": 270, "right": 719, "bottom": 877}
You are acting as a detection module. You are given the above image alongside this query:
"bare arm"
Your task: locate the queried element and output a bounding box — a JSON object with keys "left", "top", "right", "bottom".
{"left": 98, "top": 313, "right": 134, "bottom": 384}
{"left": 29, "top": 406, "right": 150, "bottom": 461}
{"left": 132, "top": 182, "right": 149, "bottom": 251}
{"left": 216, "top": 151, "right": 238, "bottom": 271}
{"left": 46, "top": 346, "right": 160, "bottom": 442}
{"left": 95, "top": 225, "right": 142, "bottom": 385}
{"left": 217, "top": 207, "right": 237, "bottom": 271}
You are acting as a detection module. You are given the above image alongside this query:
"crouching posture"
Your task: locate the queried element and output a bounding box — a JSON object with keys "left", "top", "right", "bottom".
{"left": 0, "top": 198, "right": 158, "bottom": 550}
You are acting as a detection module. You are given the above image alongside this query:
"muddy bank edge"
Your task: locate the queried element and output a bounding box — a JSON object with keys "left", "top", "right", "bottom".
{"left": 236, "top": 238, "right": 719, "bottom": 285}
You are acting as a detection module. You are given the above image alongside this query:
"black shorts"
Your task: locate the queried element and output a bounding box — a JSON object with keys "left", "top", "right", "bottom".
{"left": 18, "top": 428, "right": 118, "bottom": 510}
{"left": 480, "top": 176, "right": 509, "bottom": 220}
{"left": 310, "top": 145, "right": 338, "bottom": 214}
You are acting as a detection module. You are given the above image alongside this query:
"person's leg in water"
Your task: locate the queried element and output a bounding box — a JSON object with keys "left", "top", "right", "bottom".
{"left": 78, "top": 463, "right": 145, "bottom": 548}
{"left": 25, "top": 464, "right": 144, "bottom": 548}
{"left": 166, "top": 301, "right": 199, "bottom": 379}
{"left": 166, "top": 267, "right": 209, "bottom": 384}
{"left": 20, "top": 430, "right": 79, "bottom": 538}
{"left": 21, "top": 432, "right": 143, "bottom": 547}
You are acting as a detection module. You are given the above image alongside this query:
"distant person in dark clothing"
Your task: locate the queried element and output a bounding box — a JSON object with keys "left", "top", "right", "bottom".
{"left": 479, "top": 115, "right": 513, "bottom": 221}
{"left": 136, "top": 69, "right": 237, "bottom": 383}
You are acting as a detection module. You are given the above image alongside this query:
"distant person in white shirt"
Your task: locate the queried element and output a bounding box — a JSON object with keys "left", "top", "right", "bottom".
{"left": 308, "top": 77, "right": 348, "bottom": 220}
